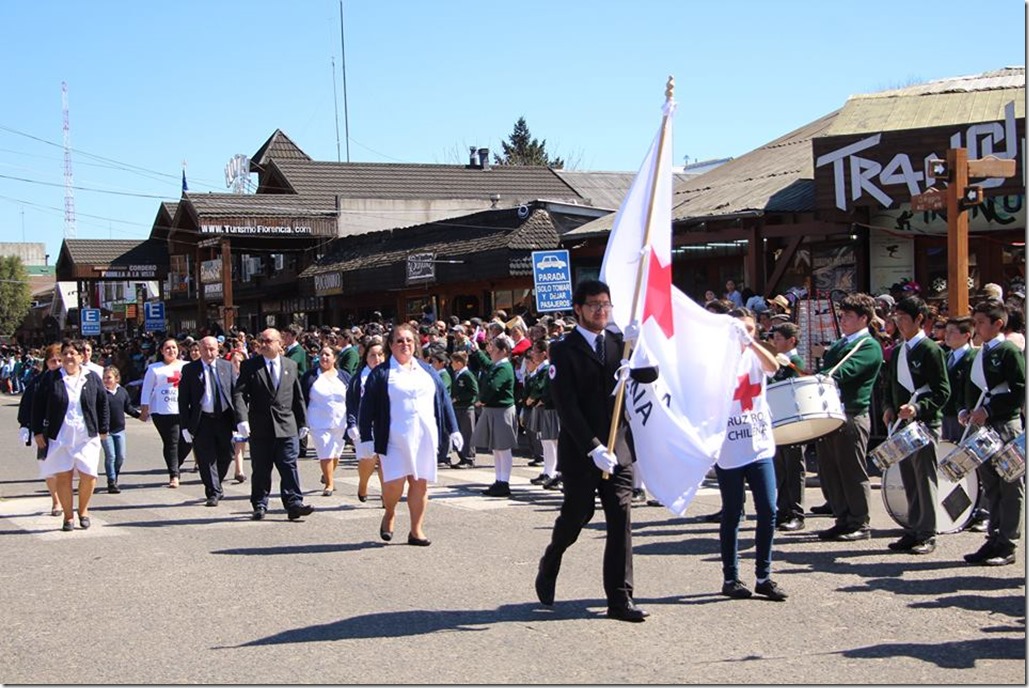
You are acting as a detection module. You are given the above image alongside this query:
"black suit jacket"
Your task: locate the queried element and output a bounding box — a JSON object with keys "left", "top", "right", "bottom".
{"left": 179, "top": 358, "right": 237, "bottom": 435}
{"left": 549, "top": 328, "right": 630, "bottom": 476}
{"left": 31, "top": 368, "right": 110, "bottom": 440}
{"left": 232, "top": 355, "right": 307, "bottom": 439}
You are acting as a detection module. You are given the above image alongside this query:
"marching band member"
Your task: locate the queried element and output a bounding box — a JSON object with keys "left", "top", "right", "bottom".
{"left": 959, "top": 299, "right": 1026, "bottom": 567}
{"left": 881, "top": 296, "right": 950, "bottom": 555}
{"left": 768, "top": 321, "right": 807, "bottom": 532}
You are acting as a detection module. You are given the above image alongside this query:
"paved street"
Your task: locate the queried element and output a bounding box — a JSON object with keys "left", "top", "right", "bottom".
{"left": 0, "top": 398, "right": 1024, "bottom": 684}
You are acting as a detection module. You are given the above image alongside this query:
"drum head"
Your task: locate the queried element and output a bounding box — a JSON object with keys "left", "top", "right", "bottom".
{"left": 880, "top": 442, "right": 979, "bottom": 534}
{"left": 773, "top": 417, "right": 845, "bottom": 446}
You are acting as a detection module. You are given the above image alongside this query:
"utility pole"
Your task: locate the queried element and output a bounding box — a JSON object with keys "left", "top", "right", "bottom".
{"left": 915, "top": 150, "right": 1017, "bottom": 317}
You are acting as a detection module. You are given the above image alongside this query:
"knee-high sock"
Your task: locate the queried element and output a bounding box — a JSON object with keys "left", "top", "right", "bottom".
{"left": 494, "top": 448, "right": 513, "bottom": 482}
{"left": 542, "top": 440, "right": 558, "bottom": 477}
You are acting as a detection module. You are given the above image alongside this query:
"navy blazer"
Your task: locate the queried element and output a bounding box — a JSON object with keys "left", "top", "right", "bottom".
{"left": 179, "top": 357, "right": 237, "bottom": 435}
{"left": 344, "top": 366, "right": 369, "bottom": 433}
{"left": 31, "top": 368, "right": 110, "bottom": 440}
{"left": 301, "top": 367, "right": 352, "bottom": 407}
{"left": 232, "top": 355, "right": 307, "bottom": 439}
{"left": 358, "top": 358, "right": 458, "bottom": 457}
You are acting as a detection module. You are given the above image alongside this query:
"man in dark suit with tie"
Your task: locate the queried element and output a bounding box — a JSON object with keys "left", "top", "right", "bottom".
{"left": 534, "top": 279, "right": 647, "bottom": 622}
{"left": 232, "top": 328, "right": 313, "bottom": 522}
{"left": 179, "top": 336, "right": 237, "bottom": 507}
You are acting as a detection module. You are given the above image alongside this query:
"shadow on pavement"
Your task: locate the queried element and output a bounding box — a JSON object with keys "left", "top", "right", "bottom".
{"left": 212, "top": 541, "right": 386, "bottom": 556}
{"left": 908, "top": 592, "right": 1025, "bottom": 619}
{"left": 837, "top": 636, "right": 1025, "bottom": 669}
{"left": 220, "top": 599, "right": 607, "bottom": 647}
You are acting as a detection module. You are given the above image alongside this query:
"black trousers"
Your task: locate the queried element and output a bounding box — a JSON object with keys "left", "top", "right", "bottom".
{"left": 540, "top": 462, "right": 635, "bottom": 608}
{"left": 816, "top": 412, "right": 871, "bottom": 531}
{"left": 152, "top": 413, "right": 193, "bottom": 479}
{"left": 250, "top": 435, "right": 304, "bottom": 511}
{"left": 193, "top": 412, "right": 234, "bottom": 499}
{"left": 773, "top": 443, "right": 805, "bottom": 520}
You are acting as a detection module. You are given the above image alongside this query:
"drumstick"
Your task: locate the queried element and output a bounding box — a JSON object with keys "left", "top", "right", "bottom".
{"left": 774, "top": 353, "right": 810, "bottom": 376}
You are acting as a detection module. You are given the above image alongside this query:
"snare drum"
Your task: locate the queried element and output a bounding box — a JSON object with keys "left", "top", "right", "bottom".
{"left": 869, "top": 421, "right": 933, "bottom": 472}
{"left": 766, "top": 375, "right": 846, "bottom": 446}
{"left": 992, "top": 432, "right": 1026, "bottom": 483}
{"left": 938, "top": 426, "right": 1005, "bottom": 483}
{"left": 882, "top": 441, "right": 979, "bottom": 534}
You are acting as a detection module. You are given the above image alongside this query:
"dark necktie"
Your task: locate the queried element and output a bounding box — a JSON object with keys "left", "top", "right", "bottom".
{"left": 208, "top": 364, "right": 223, "bottom": 413}
{"left": 947, "top": 351, "right": 956, "bottom": 368}
{"left": 268, "top": 359, "right": 278, "bottom": 389}
{"left": 595, "top": 334, "right": 606, "bottom": 362}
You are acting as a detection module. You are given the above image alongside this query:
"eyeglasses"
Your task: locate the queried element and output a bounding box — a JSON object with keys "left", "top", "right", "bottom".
{"left": 257, "top": 337, "right": 276, "bottom": 343}
{"left": 582, "top": 302, "right": 614, "bottom": 312}
{"left": 393, "top": 339, "right": 416, "bottom": 345}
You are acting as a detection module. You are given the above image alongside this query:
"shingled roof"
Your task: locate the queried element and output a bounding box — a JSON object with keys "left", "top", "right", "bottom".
{"left": 303, "top": 205, "right": 560, "bottom": 278}
{"left": 179, "top": 192, "right": 337, "bottom": 218}
{"left": 250, "top": 129, "right": 312, "bottom": 171}
{"left": 261, "top": 159, "right": 584, "bottom": 203}
{"left": 553, "top": 169, "right": 696, "bottom": 210}
{"left": 60, "top": 238, "right": 168, "bottom": 266}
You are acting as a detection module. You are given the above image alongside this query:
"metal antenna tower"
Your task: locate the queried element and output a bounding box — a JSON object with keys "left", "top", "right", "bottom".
{"left": 61, "top": 81, "right": 76, "bottom": 239}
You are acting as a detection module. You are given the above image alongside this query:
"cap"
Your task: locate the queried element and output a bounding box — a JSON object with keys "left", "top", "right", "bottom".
{"left": 875, "top": 294, "right": 895, "bottom": 308}
{"left": 216, "top": 335, "right": 225, "bottom": 343}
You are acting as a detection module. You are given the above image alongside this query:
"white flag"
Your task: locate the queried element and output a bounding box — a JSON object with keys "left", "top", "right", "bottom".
{"left": 600, "top": 92, "right": 745, "bottom": 516}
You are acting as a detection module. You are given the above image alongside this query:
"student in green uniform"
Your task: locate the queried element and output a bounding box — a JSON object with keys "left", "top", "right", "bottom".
{"left": 882, "top": 295, "right": 950, "bottom": 555}
{"left": 769, "top": 322, "right": 807, "bottom": 532}
{"left": 960, "top": 299, "right": 1026, "bottom": 567}
{"left": 335, "top": 330, "right": 361, "bottom": 376}
{"left": 283, "top": 324, "right": 309, "bottom": 374}
{"left": 472, "top": 336, "right": 517, "bottom": 497}
{"left": 525, "top": 339, "right": 561, "bottom": 490}
{"left": 449, "top": 351, "right": 479, "bottom": 469}
{"left": 814, "top": 293, "right": 884, "bottom": 542}
{"left": 428, "top": 351, "right": 454, "bottom": 467}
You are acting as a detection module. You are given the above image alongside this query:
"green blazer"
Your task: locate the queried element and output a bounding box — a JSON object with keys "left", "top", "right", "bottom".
{"left": 478, "top": 360, "right": 515, "bottom": 408}
{"left": 770, "top": 353, "right": 804, "bottom": 383}
{"left": 816, "top": 332, "right": 883, "bottom": 415}
{"left": 336, "top": 346, "right": 360, "bottom": 376}
{"left": 883, "top": 336, "right": 950, "bottom": 428}
{"left": 964, "top": 340, "right": 1026, "bottom": 423}
{"left": 451, "top": 367, "right": 478, "bottom": 409}
{"left": 285, "top": 343, "right": 309, "bottom": 374}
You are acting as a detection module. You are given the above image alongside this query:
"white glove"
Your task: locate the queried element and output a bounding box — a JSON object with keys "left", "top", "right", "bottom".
{"left": 357, "top": 441, "right": 376, "bottom": 460}
{"left": 622, "top": 321, "right": 640, "bottom": 344}
{"left": 450, "top": 431, "right": 464, "bottom": 453}
{"left": 19, "top": 427, "right": 30, "bottom": 445}
{"left": 236, "top": 421, "right": 251, "bottom": 439}
{"left": 347, "top": 426, "right": 361, "bottom": 444}
{"left": 181, "top": 429, "right": 193, "bottom": 444}
{"left": 775, "top": 353, "right": 791, "bottom": 368}
{"left": 298, "top": 426, "right": 309, "bottom": 440}
{"left": 588, "top": 445, "right": 618, "bottom": 473}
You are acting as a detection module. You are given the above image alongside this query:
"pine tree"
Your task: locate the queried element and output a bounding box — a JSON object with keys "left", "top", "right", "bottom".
{"left": 0, "top": 255, "right": 31, "bottom": 337}
{"left": 494, "top": 117, "right": 564, "bottom": 169}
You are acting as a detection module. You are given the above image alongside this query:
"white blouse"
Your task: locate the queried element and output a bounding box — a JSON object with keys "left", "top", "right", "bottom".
{"left": 307, "top": 370, "right": 348, "bottom": 430}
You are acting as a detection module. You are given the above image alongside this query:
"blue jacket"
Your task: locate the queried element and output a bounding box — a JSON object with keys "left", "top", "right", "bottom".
{"left": 300, "top": 367, "right": 352, "bottom": 408}
{"left": 358, "top": 359, "right": 458, "bottom": 457}
{"left": 345, "top": 365, "right": 370, "bottom": 434}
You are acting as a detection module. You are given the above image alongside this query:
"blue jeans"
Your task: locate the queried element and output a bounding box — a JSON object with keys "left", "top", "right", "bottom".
{"left": 101, "top": 431, "right": 127, "bottom": 482}
{"left": 715, "top": 457, "right": 777, "bottom": 582}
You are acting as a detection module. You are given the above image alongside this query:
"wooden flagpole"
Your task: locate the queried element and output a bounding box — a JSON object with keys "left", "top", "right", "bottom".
{"left": 603, "top": 76, "right": 675, "bottom": 478}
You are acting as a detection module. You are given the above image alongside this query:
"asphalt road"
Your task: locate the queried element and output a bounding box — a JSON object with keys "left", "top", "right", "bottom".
{"left": 0, "top": 398, "right": 1024, "bottom": 684}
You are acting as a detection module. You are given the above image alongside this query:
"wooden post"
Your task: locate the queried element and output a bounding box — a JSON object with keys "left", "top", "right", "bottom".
{"left": 220, "top": 238, "right": 235, "bottom": 330}
{"left": 946, "top": 148, "right": 969, "bottom": 317}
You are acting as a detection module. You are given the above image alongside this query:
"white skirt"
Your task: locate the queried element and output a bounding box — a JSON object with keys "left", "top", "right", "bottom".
{"left": 310, "top": 427, "right": 347, "bottom": 460}
{"left": 41, "top": 434, "right": 101, "bottom": 478}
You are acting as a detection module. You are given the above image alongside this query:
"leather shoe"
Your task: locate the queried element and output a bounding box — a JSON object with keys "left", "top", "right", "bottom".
{"left": 535, "top": 564, "right": 556, "bottom": 606}
{"left": 778, "top": 518, "right": 805, "bottom": 532}
{"left": 909, "top": 538, "right": 937, "bottom": 555}
{"left": 287, "top": 504, "right": 314, "bottom": 521}
{"left": 407, "top": 534, "right": 431, "bottom": 546}
{"left": 817, "top": 525, "right": 845, "bottom": 540}
{"left": 380, "top": 514, "right": 393, "bottom": 542}
{"left": 810, "top": 502, "right": 833, "bottom": 515}
{"left": 452, "top": 461, "right": 474, "bottom": 469}
{"left": 205, "top": 496, "right": 219, "bottom": 507}
{"left": 835, "top": 527, "right": 871, "bottom": 541}
{"left": 606, "top": 603, "right": 649, "bottom": 622}
{"left": 984, "top": 549, "right": 1016, "bottom": 566}
{"left": 888, "top": 534, "right": 918, "bottom": 551}
{"left": 530, "top": 473, "right": 550, "bottom": 485}
{"left": 482, "top": 481, "right": 511, "bottom": 497}
{"left": 251, "top": 508, "right": 266, "bottom": 521}
{"left": 542, "top": 475, "right": 562, "bottom": 490}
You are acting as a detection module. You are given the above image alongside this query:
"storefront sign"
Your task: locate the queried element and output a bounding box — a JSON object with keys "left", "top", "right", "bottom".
{"left": 314, "top": 271, "right": 343, "bottom": 296}
{"left": 868, "top": 229, "right": 915, "bottom": 295}
{"left": 95, "top": 264, "right": 160, "bottom": 279}
{"left": 200, "top": 259, "right": 222, "bottom": 284}
{"left": 198, "top": 216, "right": 336, "bottom": 237}
{"left": 204, "top": 282, "right": 223, "bottom": 297}
{"left": 814, "top": 101, "right": 1024, "bottom": 212}
{"left": 869, "top": 194, "right": 1025, "bottom": 236}
{"left": 406, "top": 252, "right": 435, "bottom": 284}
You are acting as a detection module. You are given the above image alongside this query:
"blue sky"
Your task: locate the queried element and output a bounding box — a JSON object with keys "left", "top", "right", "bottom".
{"left": 0, "top": 0, "right": 1024, "bottom": 261}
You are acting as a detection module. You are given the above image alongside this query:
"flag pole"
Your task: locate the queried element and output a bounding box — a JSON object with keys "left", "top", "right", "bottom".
{"left": 603, "top": 76, "right": 675, "bottom": 478}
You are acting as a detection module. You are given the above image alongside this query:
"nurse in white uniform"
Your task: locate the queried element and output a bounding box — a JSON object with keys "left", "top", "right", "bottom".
{"left": 358, "top": 323, "right": 460, "bottom": 547}
{"left": 33, "top": 340, "right": 109, "bottom": 532}
{"left": 303, "top": 346, "right": 350, "bottom": 496}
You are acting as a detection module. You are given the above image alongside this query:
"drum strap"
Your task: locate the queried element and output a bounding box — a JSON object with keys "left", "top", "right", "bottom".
{"left": 826, "top": 335, "right": 869, "bottom": 377}
{"left": 896, "top": 344, "right": 915, "bottom": 393}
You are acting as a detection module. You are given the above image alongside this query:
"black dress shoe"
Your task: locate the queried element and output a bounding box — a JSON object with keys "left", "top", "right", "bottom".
{"left": 251, "top": 508, "right": 266, "bottom": 521}
{"left": 407, "top": 534, "right": 431, "bottom": 546}
{"left": 535, "top": 565, "right": 556, "bottom": 606}
{"left": 704, "top": 509, "right": 724, "bottom": 523}
{"left": 380, "top": 515, "right": 393, "bottom": 541}
{"left": 778, "top": 518, "right": 805, "bottom": 532}
{"left": 835, "top": 527, "right": 871, "bottom": 541}
{"left": 542, "top": 476, "right": 562, "bottom": 490}
{"left": 205, "top": 496, "right": 219, "bottom": 507}
{"left": 453, "top": 461, "right": 475, "bottom": 469}
{"left": 964, "top": 540, "right": 999, "bottom": 564}
{"left": 357, "top": 492, "right": 368, "bottom": 503}
{"left": 482, "top": 481, "right": 511, "bottom": 497}
{"left": 810, "top": 502, "right": 833, "bottom": 515}
{"left": 606, "top": 603, "right": 649, "bottom": 622}
{"left": 984, "top": 546, "right": 1016, "bottom": 566}
{"left": 754, "top": 579, "right": 788, "bottom": 601}
{"left": 888, "top": 534, "right": 918, "bottom": 551}
{"left": 287, "top": 504, "right": 314, "bottom": 521}
{"left": 909, "top": 538, "right": 937, "bottom": 555}
{"left": 530, "top": 473, "right": 550, "bottom": 485}
{"left": 817, "top": 524, "right": 844, "bottom": 540}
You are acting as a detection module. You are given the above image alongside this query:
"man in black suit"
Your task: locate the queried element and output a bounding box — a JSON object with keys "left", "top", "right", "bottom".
{"left": 179, "top": 336, "right": 237, "bottom": 507}
{"left": 534, "top": 279, "right": 647, "bottom": 622}
{"left": 232, "top": 328, "right": 313, "bottom": 522}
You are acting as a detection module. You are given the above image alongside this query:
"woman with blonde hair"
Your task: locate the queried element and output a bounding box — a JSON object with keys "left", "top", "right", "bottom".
{"left": 357, "top": 324, "right": 459, "bottom": 546}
